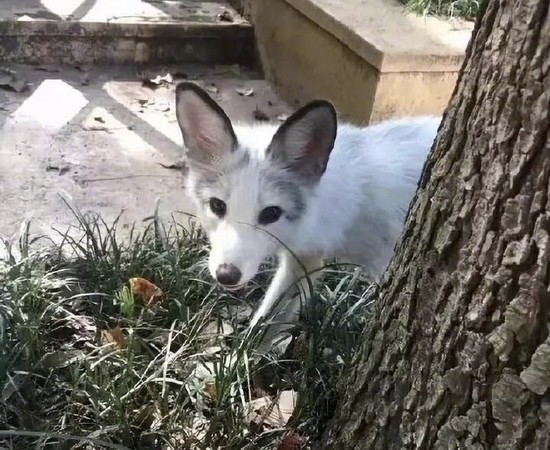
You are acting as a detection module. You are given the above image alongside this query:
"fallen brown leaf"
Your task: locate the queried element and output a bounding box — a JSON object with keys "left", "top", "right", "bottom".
{"left": 159, "top": 160, "right": 186, "bottom": 170}
{"left": 101, "top": 326, "right": 128, "bottom": 349}
{"left": 204, "top": 381, "right": 217, "bottom": 400}
{"left": 129, "top": 277, "right": 163, "bottom": 306}
{"left": 236, "top": 87, "right": 254, "bottom": 97}
{"left": 253, "top": 107, "right": 269, "bottom": 121}
{"left": 278, "top": 432, "right": 304, "bottom": 450}
{"left": 218, "top": 10, "right": 234, "bottom": 22}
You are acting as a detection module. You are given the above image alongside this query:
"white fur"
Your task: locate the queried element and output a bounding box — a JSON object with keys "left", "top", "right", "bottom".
{"left": 231, "top": 118, "right": 439, "bottom": 328}
{"left": 176, "top": 85, "right": 439, "bottom": 340}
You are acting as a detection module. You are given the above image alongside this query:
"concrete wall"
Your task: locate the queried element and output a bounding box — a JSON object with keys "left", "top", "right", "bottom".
{"left": 250, "top": 0, "right": 378, "bottom": 124}
{"left": 245, "top": 0, "right": 470, "bottom": 124}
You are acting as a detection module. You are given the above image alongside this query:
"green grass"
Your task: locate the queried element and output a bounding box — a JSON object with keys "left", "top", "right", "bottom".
{"left": 401, "top": 0, "right": 481, "bottom": 19}
{"left": 0, "top": 208, "right": 374, "bottom": 449}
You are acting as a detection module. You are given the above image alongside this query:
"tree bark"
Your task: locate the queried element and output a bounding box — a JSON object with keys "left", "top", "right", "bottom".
{"left": 325, "top": 0, "right": 550, "bottom": 448}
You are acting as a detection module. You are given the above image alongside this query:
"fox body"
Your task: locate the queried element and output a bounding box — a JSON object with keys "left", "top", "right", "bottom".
{"left": 175, "top": 83, "right": 440, "bottom": 329}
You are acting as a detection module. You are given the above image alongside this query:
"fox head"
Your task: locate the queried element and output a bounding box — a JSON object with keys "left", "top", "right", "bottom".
{"left": 175, "top": 82, "right": 337, "bottom": 289}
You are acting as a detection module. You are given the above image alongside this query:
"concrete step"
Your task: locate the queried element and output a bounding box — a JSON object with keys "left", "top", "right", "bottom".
{"left": 0, "top": 0, "right": 255, "bottom": 66}
{"left": 0, "top": 63, "right": 290, "bottom": 243}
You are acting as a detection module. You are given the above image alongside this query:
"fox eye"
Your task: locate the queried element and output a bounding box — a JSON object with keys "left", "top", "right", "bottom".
{"left": 209, "top": 197, "right": 226, "bottom": 218}
{"left": 258, "top": 206, "right": 283, "bottom": 225}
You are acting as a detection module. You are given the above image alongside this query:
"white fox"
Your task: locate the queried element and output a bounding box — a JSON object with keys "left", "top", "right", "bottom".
{"left": 175, "top": 82, "right": 439, "bottom": 338}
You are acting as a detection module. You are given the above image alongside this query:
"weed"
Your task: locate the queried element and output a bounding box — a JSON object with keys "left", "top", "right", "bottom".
{"left": 0, "top": 208, "right": 374, "bottom": 449}
{"left": 401, "top": 0, "right": 481, "bottom": 19}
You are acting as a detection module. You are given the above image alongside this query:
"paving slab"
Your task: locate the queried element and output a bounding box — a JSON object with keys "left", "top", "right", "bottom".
{"left": 0, "top": 64, "right": 291, "bottom": 250}
{"left": 0, "top": 0, "right": 254, "bottom": 65}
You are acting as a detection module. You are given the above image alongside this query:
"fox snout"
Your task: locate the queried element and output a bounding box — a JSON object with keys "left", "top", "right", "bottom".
{"left": 215, "top": 263, "right": 242, "bottom": 288}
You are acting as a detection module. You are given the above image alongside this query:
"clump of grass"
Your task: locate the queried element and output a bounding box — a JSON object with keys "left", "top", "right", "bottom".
{"left": 0, "top": 208, "right": 374, "bottom": 449}
{"left": 401, "top": 0, "right": 481, "bottom": 19}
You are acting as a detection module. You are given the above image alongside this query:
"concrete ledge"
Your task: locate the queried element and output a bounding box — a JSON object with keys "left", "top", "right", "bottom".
{"left": 247, "top": 0, "right": 473, "bottom": 123}
{"left": 0, "top": 0, "right": 255, "bottom": 65}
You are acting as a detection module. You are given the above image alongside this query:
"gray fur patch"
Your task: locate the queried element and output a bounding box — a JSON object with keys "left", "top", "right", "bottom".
{"left": 191, "top": 147, "right": 308, "bottom": 223}
{"left": 192, "top": 150, "right": 250, "bottom": 200}
{"left": 231, "top": 150, "right": 250, "bottom": 171}
{"left": 262, "top": 177, "right": 306, "bottom": 222}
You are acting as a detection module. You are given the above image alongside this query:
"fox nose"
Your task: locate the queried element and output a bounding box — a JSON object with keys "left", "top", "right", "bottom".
{"left": 215, "top": 263, "right": 242, "bottom": 287}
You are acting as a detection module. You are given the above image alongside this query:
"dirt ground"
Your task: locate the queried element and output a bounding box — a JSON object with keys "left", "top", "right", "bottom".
{"left": 0, "top": 63, "right": 291, "bottom": 251}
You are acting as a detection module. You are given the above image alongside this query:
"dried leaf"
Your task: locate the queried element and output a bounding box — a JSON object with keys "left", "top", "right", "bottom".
{"left": 36, "top": 65, "right": 61, "bottom": 73}
{"left": 253, "top": 107, "right": 269, "bottom": 121}
{"left": 189, "top": 417, "right": 209, "bottom": 441}
{"left": 142, "top": 73, "right": 173, "bottom": 89}
{"left": 0, "top": 74, "right": 29, "bottom": 93}
{"left": 153, "top": 103, "right": 171, "bottom": 112}
{"left": 159, "top": 160, "right": 186, "bottom": 170}
{"left": 152, "top": 73, "right": 173, "bottom": 84}
{"left": 278, "top": 432, "right": 304, "bottom": 450}
{"left": 133, "top": 403, "right": 161, "bottom": 429}
{"left": 220, "top": 303, "right": 254, "bottom": 322}
{"left": 204, "top": 381, "right": 217, "bottom": 400}
{"left": 129, "top": 277, "right": 163, "bottom": 306}
{"left": 246, "top": 390, "right": 297, "bottom": 428}
{"left": 80, "top": 73, "right": 90, "bottom": 86}
{"left": 217, "top": 10, "right": 234, "bottom": 22}
{"left": 269, "top": 390, "right": 297, "bottom": 427}
{"left": 101, "top": 326, "right": 127, "bottom": 349}
{"left": 45, "top": 163, "right": 70, "bottom": 175}
{"left": 236, "top": 87, "right": 254, "bottom": 97}
{"left": 277, "top": 114, "right": 289, "bottom": 122}
{"left": 206, "top": 84, "right": 219, "bottom": 94}
{"left": 192, "top": 361, "right": 216, "bottom": 382}
{"left": 201, "top": 321, "right": 234, "bottom": 337}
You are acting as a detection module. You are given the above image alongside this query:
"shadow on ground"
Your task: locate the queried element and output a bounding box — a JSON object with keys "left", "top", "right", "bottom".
{"left": 0, "top": 63, "right": 290, "bottom": 243}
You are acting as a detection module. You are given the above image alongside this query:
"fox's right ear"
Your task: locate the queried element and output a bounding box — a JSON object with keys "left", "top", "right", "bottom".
{"left": 175, "top": 82, "right": 237, "bottom": 167}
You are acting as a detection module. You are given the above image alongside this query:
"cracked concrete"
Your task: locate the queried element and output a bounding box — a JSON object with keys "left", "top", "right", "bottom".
{"left": 0, "top": 64, "right": 291, "bottom": 249}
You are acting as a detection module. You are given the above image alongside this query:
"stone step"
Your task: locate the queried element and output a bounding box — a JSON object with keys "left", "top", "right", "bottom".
{"left": 0, "top": 0, "right": 255, "bottom": 66}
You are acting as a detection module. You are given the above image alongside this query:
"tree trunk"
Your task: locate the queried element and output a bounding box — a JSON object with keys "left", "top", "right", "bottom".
{"left": 324, "top": 0, "right": 550, "bottom": 448}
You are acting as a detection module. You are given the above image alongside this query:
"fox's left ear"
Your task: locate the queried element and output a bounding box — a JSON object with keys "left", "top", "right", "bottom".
{"left": 267, "top": 100, "right": 337, "bottom": 183}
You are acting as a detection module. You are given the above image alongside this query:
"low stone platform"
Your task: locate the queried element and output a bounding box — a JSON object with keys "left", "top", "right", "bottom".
{"left": 240, "top": 0, "right": 473, "bottom": 123}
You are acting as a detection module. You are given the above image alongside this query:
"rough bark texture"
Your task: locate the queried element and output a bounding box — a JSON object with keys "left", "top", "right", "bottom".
{"left": 325, "top": 0, "right": 550, "bottom": 448}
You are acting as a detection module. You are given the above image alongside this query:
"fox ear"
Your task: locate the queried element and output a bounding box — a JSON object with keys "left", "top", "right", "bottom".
{"left": 175, "top": 82, "right": 237, "bottom": 168}
{"left": 267, "top": 100, "right": 337, "bottom": 183}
